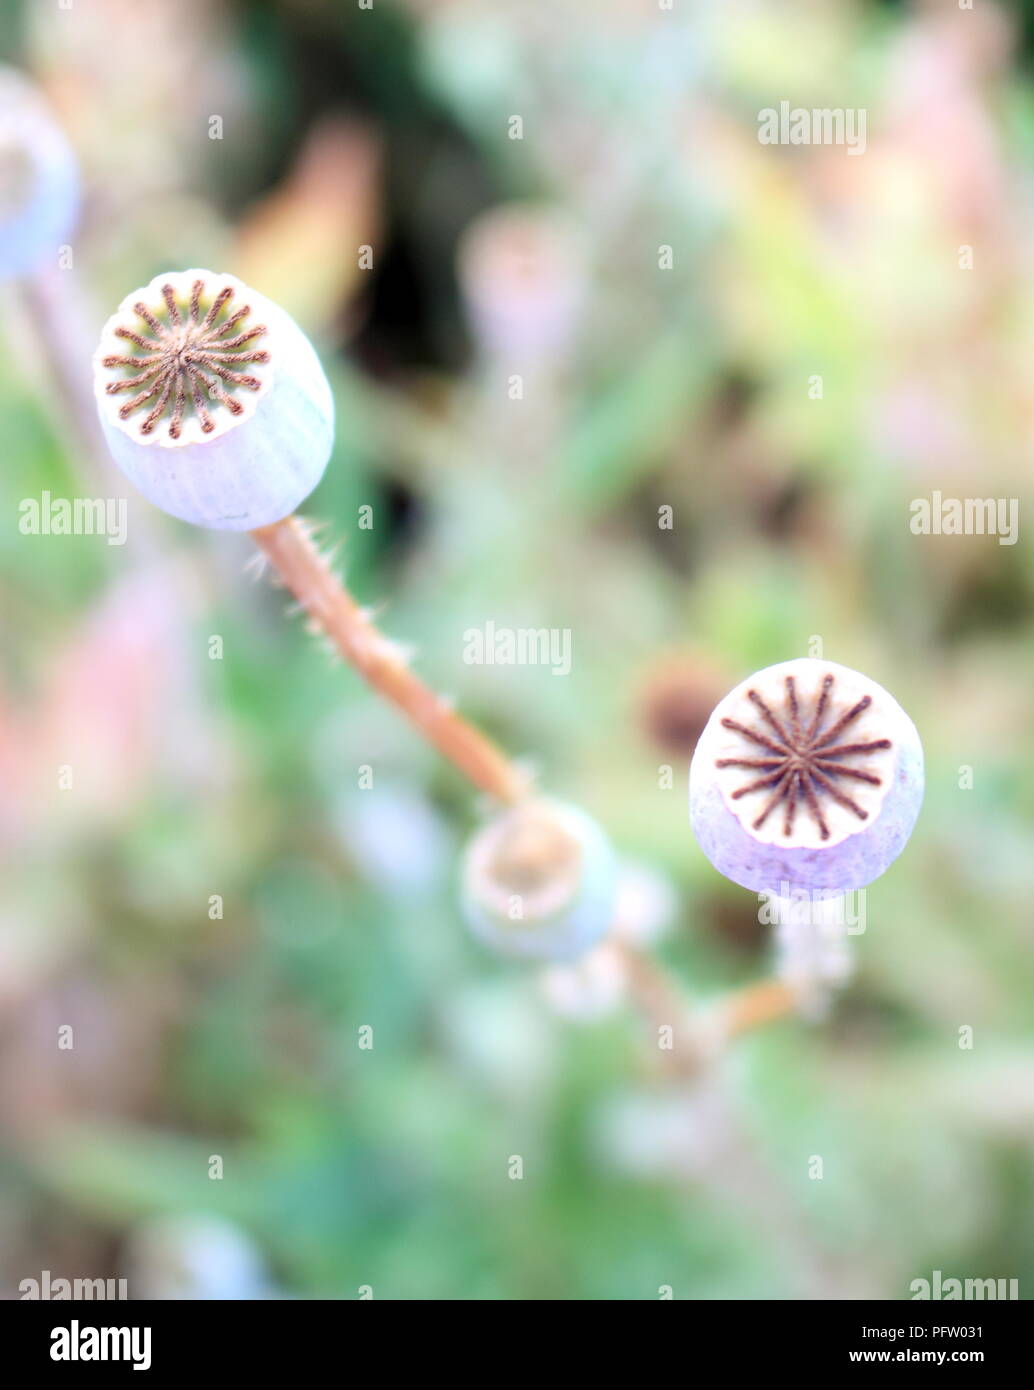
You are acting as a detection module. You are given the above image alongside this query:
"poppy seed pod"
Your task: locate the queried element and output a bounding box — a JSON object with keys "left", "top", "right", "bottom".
{"left": 92, "top": 269, "right": 333, "bottom": 530}
{"left": 126, "top": 1215, "right": 273, "bottom": 1301}
{"left": 461, "top": 798, "right": 618, "bottom": 961}
{"left": 690, "top": 658, "right": 923, "bottom": 894}
{"left": 0, "top": 66, "right": 79, "bottom": 278}
{"left": 457, "top": 204, "right": 586, "bottom": 362}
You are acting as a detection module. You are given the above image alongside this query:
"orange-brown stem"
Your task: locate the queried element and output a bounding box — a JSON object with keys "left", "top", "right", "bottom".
{"left": 616, "top": 943, "right": 798, "bottom": 1075}
{"left": 250, "top": 515, "right": 528, "bottom": 805}
{"left": 618, "top": 943, "right": 687, "bottom": 1033}
{"left": 719, "top": 978, "right": 796, "bottom": 1040}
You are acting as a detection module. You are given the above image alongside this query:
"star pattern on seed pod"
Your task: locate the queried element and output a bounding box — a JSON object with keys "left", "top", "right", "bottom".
{"left": 715, "top": 673, "right": 892, "bottom": 841}
{"left": 93, "top": 269, "right": 334, "bottom": 530}
{"left": 101, "top": 279, "right": 269, "bottom": 440}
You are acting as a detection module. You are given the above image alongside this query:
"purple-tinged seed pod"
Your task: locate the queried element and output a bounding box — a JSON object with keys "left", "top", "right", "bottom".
{"left": 457, "top": 204, "right": 586, "bottom": 363}
{"left": 461, "top": 798, "right": 618, "bottom": 961}
{"left": 92, "top": 269, "right": 333, "bottom": 530}
{"left": 689, "top": 658, "right": 923, "bottom": 894}
{"left": 0, "top": 66, "right": 79, "bottom": 278}
{"left": 126, "top": 1215, "right": 274, "bottom": 1301}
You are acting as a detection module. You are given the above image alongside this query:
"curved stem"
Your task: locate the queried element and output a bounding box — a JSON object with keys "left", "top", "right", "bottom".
{"left": 18, "top": 265, "right": 160, "bottom": 561}
{"left": 19, "top": 267, "right": 107, "bottom": 478}
{"left": 615, "top": 941, "right": 695, "bottom": 1075}
{"left": 718, "top": 977, "right": 796, "bottom": 1040}
{"left": 250, "top": 514, "right": 529, "bottom": 805}
{"left": 616, "top": 942, "right": 796, "bottom": 1076}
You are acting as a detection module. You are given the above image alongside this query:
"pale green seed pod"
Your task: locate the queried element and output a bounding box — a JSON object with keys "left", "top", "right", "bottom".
{"left": 460, "top": 798, "right": 618, "bottom": 962}
{"left": 92, "top": 269, "right": 333, "bottom": 530}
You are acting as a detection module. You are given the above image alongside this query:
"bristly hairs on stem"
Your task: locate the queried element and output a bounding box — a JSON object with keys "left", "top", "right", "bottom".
{"left": 252, "top": 517, "right": 800, "bottom": 1058}
{"left": 250, "top": 513, "right": 530, "bottom": 807}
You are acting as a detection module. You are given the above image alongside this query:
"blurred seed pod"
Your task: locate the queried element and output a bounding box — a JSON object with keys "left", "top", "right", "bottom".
{"left": 609, "top": 860, "right": 678, "bottom": 949}
{"left": 92, "top": 269, "right": 333, "bottom": 530}
{"left": 461, "top": 797, "right": 618, "bottom": 961}
{"left": 540, "top": 941, "right": 626, "bottom": 1020}
{"left": 334, "top": 783, "right": 449, "bottom": 899}
{"left": 636, "top": 653, "right": 730, "bottom": 760}
{"left": 0, "top": 65, "right": 79, "bottom": 278}
{"left": 124, "top": 1215, "right": 274, "bottom": 1301}
{"left": 457, "top": 203, "right": 586, "bottom": 363}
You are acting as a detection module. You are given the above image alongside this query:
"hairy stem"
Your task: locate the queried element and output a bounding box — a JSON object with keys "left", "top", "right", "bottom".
{"left": 250, "top": 514, "right": 528, "bottom": 805}
{"left": 251, "top": 519, "right": 800, "bottom": 1060}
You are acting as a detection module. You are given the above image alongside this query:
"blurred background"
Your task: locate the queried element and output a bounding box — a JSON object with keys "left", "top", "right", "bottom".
{"left": 2, "top": 0, "right": 1034, "bottom": 1300}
